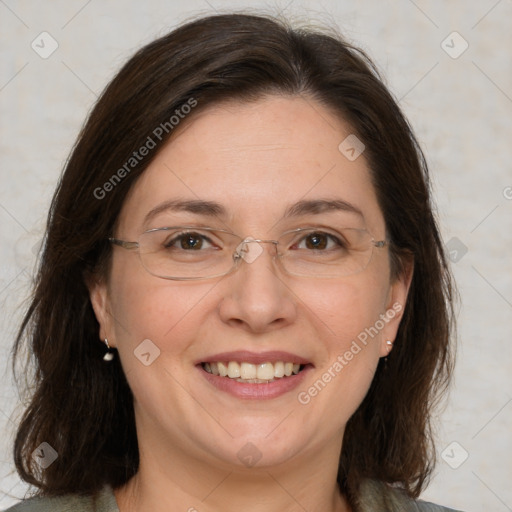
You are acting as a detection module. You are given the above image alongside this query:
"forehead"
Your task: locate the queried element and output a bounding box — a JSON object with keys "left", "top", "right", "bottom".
{"left": 117, "top": 95, "right": 385, "bottom": 236}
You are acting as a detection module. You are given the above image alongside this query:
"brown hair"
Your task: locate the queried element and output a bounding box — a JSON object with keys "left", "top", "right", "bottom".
{"left": 12, "top": 12, "right": 455, "bottom": 504}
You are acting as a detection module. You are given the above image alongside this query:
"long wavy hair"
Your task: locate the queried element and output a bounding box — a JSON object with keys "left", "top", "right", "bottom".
{"left": 12, "top": 12, "right": 455, "bottom": 505}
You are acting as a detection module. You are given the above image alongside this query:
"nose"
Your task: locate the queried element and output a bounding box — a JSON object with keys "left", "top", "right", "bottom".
{"left": 218, "top": 239, "right": 297, "bottom": 333}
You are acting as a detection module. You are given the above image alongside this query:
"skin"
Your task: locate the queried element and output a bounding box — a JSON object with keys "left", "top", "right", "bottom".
{"left": 89, "top": 95, "right": 412, "bottom": 512}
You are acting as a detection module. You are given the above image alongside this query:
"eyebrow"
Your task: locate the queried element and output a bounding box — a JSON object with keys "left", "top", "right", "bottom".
{"left": 283, "top": 199, "right": 364, "bottom": 219}
{"left": 144, "top": 199, "right": 227, "bottom": 225}
{"left": 143, "top": 198, "right": 363, "bottom": 225}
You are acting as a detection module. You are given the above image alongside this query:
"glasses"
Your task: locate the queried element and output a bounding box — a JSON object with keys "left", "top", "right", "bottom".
{"left": 109, "top": 226, "right": 387, "bottom": 280}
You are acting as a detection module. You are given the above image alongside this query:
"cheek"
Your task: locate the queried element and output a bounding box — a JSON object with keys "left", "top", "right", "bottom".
{"left": 108, "top": 275, "right": 220, "bottom": 415}
{"left": 301, "top": 274, "right": 388, "bottom": 348}
{"left": 108, "top": 256, "right": 217, "bottom": 356}
{"left": 295, "top": 276, "right": 388, "bottom": 418}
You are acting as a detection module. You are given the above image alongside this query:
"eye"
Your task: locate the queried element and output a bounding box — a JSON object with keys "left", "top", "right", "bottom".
{"left": 164, "top": 231, "right": 216, "bottom": 251}
{"left": 293, "top": 231, "right": 345, "bottom": 251}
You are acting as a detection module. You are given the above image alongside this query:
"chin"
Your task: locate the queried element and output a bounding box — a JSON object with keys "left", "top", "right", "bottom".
{"left": 210, "top": 426, "right": 313, "bottom": 470}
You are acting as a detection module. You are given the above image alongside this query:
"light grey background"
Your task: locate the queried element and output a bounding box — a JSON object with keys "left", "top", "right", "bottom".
{"left": 1, "top": 1, "right": 511, "bottom": 511}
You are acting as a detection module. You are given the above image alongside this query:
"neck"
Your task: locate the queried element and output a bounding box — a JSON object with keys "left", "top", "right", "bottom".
{"left": 114, "top": 428, "right": 350, "bottom": 512}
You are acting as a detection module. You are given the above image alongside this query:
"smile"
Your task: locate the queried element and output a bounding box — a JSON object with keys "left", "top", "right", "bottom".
{"left": 197, "top": 351, "right": 312, "bottom": 399}
{"left": 201, "top": 361, "right": 305, "bottom": 383}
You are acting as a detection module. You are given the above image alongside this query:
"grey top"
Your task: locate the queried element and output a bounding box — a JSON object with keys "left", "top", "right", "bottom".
{"left": 3, "top": 480, "right": 463, "bottom": 512}
{"left": 3, "top": 484, "right": 118, "bottom": 512}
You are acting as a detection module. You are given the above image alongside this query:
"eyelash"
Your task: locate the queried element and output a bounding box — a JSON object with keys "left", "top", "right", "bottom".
{"left": 164, "top": 232, "right": 216, "bottom": 250}
{"left": 163, "top": 230, "right": 346, "bottom": 251}
{"left": 292, "top": 232, "right": 345, "bottom": 250}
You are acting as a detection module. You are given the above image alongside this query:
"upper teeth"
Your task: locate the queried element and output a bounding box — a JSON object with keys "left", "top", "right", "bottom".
{"left": 203, "top": 361, "right": 302, "bottom": 380}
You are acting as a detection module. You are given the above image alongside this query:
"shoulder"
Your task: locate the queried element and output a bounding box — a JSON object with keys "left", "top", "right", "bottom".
{"left": 356, "top": 479, "right": 464, "bottom": 512}
{"left": 2, "top": 485, "right": 119, "bottom": 512}
{"left": 411, "top": 500, "right": 463, "bottom": 512}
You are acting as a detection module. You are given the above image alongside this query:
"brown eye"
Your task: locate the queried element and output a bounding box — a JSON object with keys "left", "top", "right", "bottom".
{"left": 304, "top": 233, "right": 328, "bottom": 250}
{"left": 179, "top": 234, "right": 204, "bottom": 250}
{"left": 296, "top": 232, "right": 344, "bottom": 251}
{"left": 164, "top": 232, "right": 214, "bottom": 251}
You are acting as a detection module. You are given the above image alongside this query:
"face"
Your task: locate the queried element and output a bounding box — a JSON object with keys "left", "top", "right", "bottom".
{"left": 90, "top": 95, "right": 411, "bottom": 472}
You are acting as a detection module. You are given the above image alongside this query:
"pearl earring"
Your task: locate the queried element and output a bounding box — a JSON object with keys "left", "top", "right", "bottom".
{"left": 103, "top": 338, "right": 115, "bottom": 361}
{"left": 384, "top": 340, "right": 393, "bottom": 367}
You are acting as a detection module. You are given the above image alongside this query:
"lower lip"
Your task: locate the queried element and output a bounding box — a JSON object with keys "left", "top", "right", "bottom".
{"left": 197, "top": 365, "right": 313, "bottom": 400}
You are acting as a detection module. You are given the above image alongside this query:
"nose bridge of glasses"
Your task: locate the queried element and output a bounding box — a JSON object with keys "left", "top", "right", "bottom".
{"left": 234, "top": 237, "right": 279, "bottom": 265}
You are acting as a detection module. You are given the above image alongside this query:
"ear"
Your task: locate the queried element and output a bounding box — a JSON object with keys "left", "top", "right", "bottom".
{"left": 379, "top": 257, "right": 414, "bottom": 357}
{"left": 86, "top": 274, "right": 116, "bottom": 348}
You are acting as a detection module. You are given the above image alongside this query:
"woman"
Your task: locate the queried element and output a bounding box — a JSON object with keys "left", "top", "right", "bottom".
{"left": 6, "top": 12, "right": 460, "bottom": 512}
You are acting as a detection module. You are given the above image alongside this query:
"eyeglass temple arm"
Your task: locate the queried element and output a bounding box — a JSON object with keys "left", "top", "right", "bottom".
{"left": 109, "top": 238, "right": 139, "bottom": 250}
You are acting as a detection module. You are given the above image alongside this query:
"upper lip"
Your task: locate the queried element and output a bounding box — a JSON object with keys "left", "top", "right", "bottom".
{"left": 196, "top": 350, "right": 312, "bottom": 366}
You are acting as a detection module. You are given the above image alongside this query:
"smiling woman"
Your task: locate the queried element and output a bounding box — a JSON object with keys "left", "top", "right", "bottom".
{"left": 6, "top": 12, "right": 460, "bottom": 512}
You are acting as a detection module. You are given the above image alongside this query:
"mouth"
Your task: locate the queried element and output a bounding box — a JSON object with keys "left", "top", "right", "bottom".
{"left": 201, "top": 360, "right": 307, "bottom": 383}
{"left": 196, "top": 350, "right": 313, "bottom": 399}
